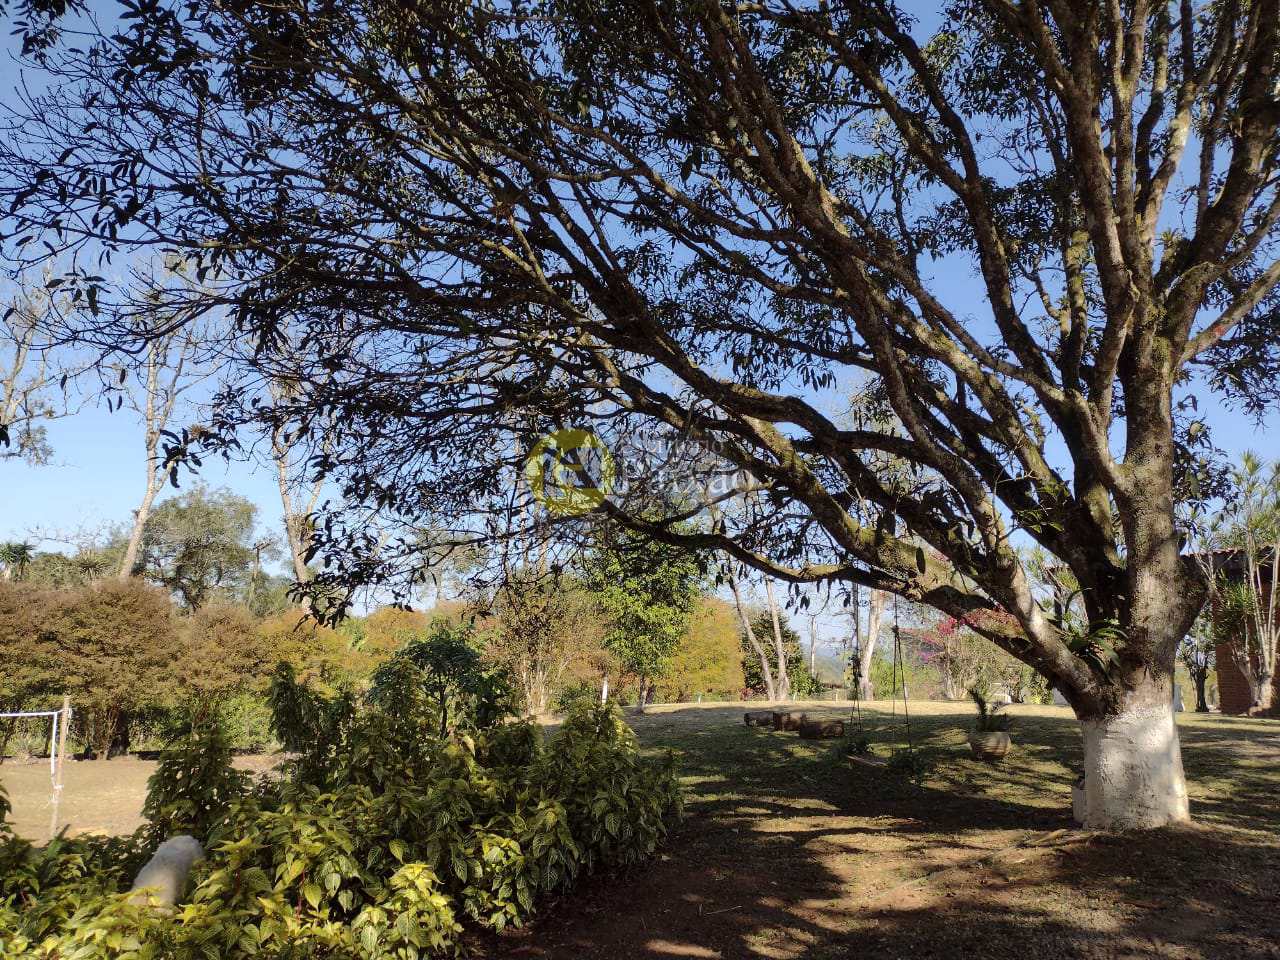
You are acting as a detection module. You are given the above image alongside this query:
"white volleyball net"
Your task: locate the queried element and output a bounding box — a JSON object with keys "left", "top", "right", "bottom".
{"left": 0, "top": 699, "right": 72, "bottom": 839}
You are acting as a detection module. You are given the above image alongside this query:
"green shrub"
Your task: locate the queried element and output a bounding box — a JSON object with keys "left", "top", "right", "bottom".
{"left": 267, "top": 662, "right": 360, "bottom": 785}
{"left": 369, "top": 620, "right": 513, "bottom": 738}
{"left": 478, "top": 720, "right": 544, "bottom": 770}
{"left": 220, "top": 694, "right": 276, "bottom": 752}
{"left": 1, "top": 695, "right": 679, "bottom": 958}
{"left": 552, "top": 681, "right": 598, "bottom": 714}
{"left": 141, "top": 713, "right": 250, "bottom": 842}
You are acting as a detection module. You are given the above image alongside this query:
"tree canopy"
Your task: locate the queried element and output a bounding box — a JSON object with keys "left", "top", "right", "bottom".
{"left": 584, "top": 530, "right": 705, "bottom": 699}
{"left": 135, "top": 486, "right": 262, "bottom": 609}
{"left": 4, "top": 0, "right": 1278, "bottom": 827}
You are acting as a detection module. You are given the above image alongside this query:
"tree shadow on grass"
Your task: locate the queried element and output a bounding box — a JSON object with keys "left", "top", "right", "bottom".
{"left": 487, "top": 704, "right": 1280, "bottom": 959}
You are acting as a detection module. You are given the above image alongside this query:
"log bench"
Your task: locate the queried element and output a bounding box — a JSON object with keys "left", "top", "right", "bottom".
{"left": 798, "top": 718, "right": 845, "bottom": 739}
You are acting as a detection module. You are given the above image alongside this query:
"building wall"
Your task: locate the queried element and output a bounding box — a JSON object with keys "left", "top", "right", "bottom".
{"left": 1214, "top": 578, "right": 1279, "bottom": 715}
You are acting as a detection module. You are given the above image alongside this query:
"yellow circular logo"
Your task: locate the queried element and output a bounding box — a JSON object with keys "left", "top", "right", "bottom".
{"left": 524, "top": 428, "right": 615, "bottom": 516}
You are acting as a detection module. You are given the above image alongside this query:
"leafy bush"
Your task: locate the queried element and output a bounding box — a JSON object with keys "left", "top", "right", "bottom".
{"left": 267, "top": 662, "right": 360, "bottom": 785}
{"left": 0, "top": 695, "right": 680, "bottom": 958}
{"left": 219, "top": 694, "right": 276, "bottom": 752}
{"left": 369, "top": 620, "right": 513, "bottom": 736}
{"left": 478, "top": 720, "right": 544, "bottom": 770}
{"left": 141, "top": 713, "right": 250, "bottom": 842}
{"left": 552, "top": 681, "right": 599, "bottom": 714}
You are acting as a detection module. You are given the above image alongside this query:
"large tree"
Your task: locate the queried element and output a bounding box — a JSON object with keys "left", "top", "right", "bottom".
{"left": 1, "top": 276, "right": 71, "bottom": 466}
{"left": 481, "top": 567, "right": 605, "bottom": 715}
{"left": 135, "top": 486, "right": 261, "bottom": 609}
{"left": 43, "top": 578, "right": 180, "bottom": 758}
{"left": 5, "top": 2, "right": 1280, "bottom": 828}
{"left": 114, "top": 319, "right": 213, "bottom": 580}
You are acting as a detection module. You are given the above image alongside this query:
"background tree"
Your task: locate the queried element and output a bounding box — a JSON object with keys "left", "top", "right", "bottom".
{"left": 0, "top": 542, "right": 35, "bottom": 582}
{"left": 728, "top": 566, "right": 780, "bottom": 701}
{"left": 655, "top": 596, "right": 744, "bottom": 702}
{"left": 355, "top": 605, "right": 428, "bottom": 648}
{"left": 1179, "top": 625, "right": 1216, "bottom": 713}
{"left": 1217, "top": 453, "right": 1280, "bottom": 715}
{"left": 8, "top": 0, "right": 1280, "bottom": 828}
{"left": 741, "top": 611, "right": 821, "bottom": 700}
{"left": 253, "top": 609, "right": 350, "bottom": 686}
{"left": 854, "top": 589, "right": 888, "bottom": 702}
{"left": 0, "top": 582, "right": 56, "bottom": 761}
{"left": 1, "top": 275, "right": 74, "bottom": 466}
{"left": 920, "top": 609, "right": 1050, "bottom": 702}
{"left": 760, "top": 577, "right": 793, "bottom": 701}
{"left": 267, "top": 377, "right": 328, "bottom": 584}
{"left": 482, "top": 569, "right": 604, "bottom": 715}
{"left": 42, "top": 578, "right": 179, "bottom": 758}
{"left": 919, "top": 615, "right": 1006, "bottom": 701}
{"left": 369, "top": 620, "right": 511, "bottom": 737}
{"left": 177, "top": 602, "right": 269, "bottom": 698}
{"left": 137, "top": 486, "right": 259, "bottom": 609}
{"left": 585, "top": 531, "right": 704, "bottom": 706}
{"left": 114, "top": 315, "right": 212, "bottom": 580}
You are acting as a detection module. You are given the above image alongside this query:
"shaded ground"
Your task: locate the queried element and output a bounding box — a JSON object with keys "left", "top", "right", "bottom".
{"left": 479, "top": 702, "right": 1280, "bottom": 960}
{"left": 0, "top": 753, "right": 280, "bottom": 841}
{"left": 3, "top": 703, "right": 1277, "bottom": 958}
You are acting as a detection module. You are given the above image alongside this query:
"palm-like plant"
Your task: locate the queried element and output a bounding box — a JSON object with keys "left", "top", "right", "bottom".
{"left": 968, "top": 687, "right": 1013, "bottom": 733}
{"left": 0, "top": 542, "right": 34, "bottom": 581}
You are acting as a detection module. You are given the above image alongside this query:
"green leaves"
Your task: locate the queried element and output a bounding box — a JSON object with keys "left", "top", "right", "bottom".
{"left": 584, "top": 529, "right": 705, "bottom": 683}
{"left": 141, "top": 713, "right": 250, "bottom": 844}
{"left": 9, "top": 679, "right": 679, "bottom": 957}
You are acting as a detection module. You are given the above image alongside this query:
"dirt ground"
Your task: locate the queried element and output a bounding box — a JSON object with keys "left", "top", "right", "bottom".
{"left": 0, "top": 753, "right": 281, "bottom": 841}
{"left": 3, "top": 702, "right": 1278, "bottom": 959}
{"left": 477, "top": 702, "right": 1280, "bottom": 960}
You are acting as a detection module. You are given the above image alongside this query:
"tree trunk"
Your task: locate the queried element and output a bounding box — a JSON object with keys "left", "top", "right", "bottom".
{"left": 1077, "top": 684, "right": 1190, "bottom": 830}
{"left": 764, "top": 578, "right": 791, "bottom": 701}
{"left": 1066, "top": 369, "right": 1198, "bottom": 830}
{"left": 1193, "top": 672, "right": 1209, "bottom": 713}
{"left": 1250, "top": 669, "right": 1276, "bottom": 716}
{"left": 808, "top": 620, "right": 817, "bottom": 679}
{"left": 940, "top": 671, "right": 959, "bottom": 701}
{"left": 118, "top": 473, "right": 159, "bottom": 579}
{"left": 730, "top": 571, "right": 776, "bottom": 700}
{"left": 858, "top": 589, "right": 884, "bottom": 701}
{"left": 118, "top": 338, "right": 184, "bottom": 580}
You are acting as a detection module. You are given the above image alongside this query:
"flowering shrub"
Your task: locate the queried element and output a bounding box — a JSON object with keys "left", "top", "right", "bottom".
{"left": 919, "top": 610, "right": 1050, "bottom": 703}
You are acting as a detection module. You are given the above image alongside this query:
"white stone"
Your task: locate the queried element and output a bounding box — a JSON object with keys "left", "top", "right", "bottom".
{"left": 130, "top": 835, "right": 205, "bottom": 907}
{"left": 1052, "top": 687, "right": 1069, "bottom": 706}
{"left": 1080, "top": 702, "right": 1190, "bottom": 830}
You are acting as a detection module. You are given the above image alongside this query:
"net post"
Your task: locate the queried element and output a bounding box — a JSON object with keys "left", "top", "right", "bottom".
{"left": 48, "top": 695, "right": 70, "bottom": 841}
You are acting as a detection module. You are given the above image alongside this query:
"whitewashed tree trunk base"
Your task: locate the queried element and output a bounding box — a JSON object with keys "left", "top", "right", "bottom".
{"left": 1080, "top": 703, "right": 1189, "bottom": 830}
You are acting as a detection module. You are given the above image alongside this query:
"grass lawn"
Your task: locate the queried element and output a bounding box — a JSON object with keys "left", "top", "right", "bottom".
{"left": 3, "top": 701, "right": 1276, "bottom": 958}
{"left": 480, "top": 701, "right": 1280, "bottom": 960}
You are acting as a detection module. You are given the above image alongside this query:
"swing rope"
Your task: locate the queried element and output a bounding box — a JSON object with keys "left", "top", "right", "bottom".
{"left": 850, "top": 629, "right": 863, "bottom": 733}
